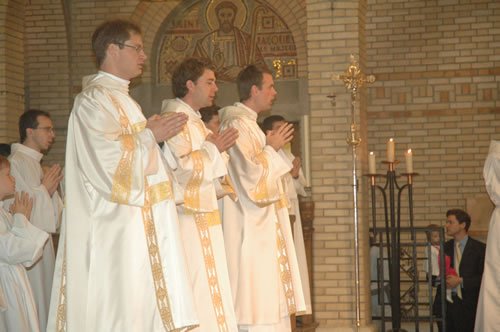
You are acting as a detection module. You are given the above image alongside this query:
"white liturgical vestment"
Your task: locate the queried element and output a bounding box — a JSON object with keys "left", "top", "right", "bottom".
{"left": 219, "top": 103, "right": 306, "bottom": 329}
{"left": 47, "top": 72, "right": 198, "bottom": 332}
{"left": 0, "top": 206, "right": 49, "bottom": 332}
{"left": 162, "top": 98, "right": 237, "bottom": 332}
{"left": 474, "top": 140, "right": 500, "bottom": 332}
{"left": 282, "top": 149, "right": 312, "bottom": 315}
{"left": 8, "top": 143, "right": 63, "bottom": 332}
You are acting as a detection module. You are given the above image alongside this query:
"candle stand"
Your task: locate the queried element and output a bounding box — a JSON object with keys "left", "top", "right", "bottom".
{"left": 367, "top": 164, "right": 420, "bottom": 332}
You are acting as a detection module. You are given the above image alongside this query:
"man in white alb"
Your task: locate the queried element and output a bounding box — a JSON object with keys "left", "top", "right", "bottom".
{"left": 161, "top": 57, "right": 239, "bottom": 331}
{"left": 8, "top": 109, "right": 63, "bottom": 331}
{"left": 261, "top": 115, "right": 312, "bottom": 317}
{"left": 47, "top": 19, "right": 198, "bottom": 332}
{"left": 219, "top": 65, "right": 306, "bottom": 331}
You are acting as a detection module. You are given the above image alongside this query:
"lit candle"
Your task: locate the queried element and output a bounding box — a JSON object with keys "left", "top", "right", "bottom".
{"left": 302, "top": 115, "right": 311, "bottom": 187}
{"left": 368, "top": 151, "right": 376, "bottom": 174}
{"left": 387, "top": 138, "right": 395, "bottom": 162}
{"left": 405, "top": 149, "right": 413, "bottom": 173}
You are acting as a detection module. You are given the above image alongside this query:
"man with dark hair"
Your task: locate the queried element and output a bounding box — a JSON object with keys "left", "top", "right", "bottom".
{"left": 433, "top": 209, "right": 485, "bottom": 332}
{"left": 161, "top": 57, "right": 238, "bottom": 331}
{"left": 7, "top": 109, "right": 63, "bottom": 331}
{"left": 47, "top": 19, "right": 197, "bottom": 331}
{"left": 200, "top": 104, "right": 221, "bottom": 134}
{"left": 219, "top": 65, "right": 305, "bottom": 331}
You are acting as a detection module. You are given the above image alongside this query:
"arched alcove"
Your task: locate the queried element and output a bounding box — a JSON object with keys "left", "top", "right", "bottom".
{"left": 130, "top": 0, "right": 309, "bottom": 123}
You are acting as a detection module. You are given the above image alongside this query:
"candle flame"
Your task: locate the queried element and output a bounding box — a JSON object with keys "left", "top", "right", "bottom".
{"left": 369, "top": 151, "right": 374, "bottom": 155}
{"left": 407, "top": 148, "right": 412, "bottom": 154}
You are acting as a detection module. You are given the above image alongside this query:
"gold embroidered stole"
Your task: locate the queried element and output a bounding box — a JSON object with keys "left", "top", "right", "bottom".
{"left": 248, "top": 120, "right": 297, "bottom": 315}
{"left": 180, "top": 118, "right": 229, "bottom": 331}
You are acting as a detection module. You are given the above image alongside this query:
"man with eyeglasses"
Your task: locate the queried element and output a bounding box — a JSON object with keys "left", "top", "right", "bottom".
{"left": 7, "top": 108, "right": 63, "bottom": 332}
{"left": 47, "top": 19, "right": 198, "bottom": 331}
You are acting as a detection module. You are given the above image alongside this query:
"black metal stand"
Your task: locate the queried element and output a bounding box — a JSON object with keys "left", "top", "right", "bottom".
{"left": 367, "top": 161, "right": 418, "bottom": 332}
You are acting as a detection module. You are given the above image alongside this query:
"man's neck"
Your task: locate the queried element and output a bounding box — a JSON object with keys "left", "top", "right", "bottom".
{"left": 242, "top": 100, "right": 260, "bottom": 114}
{"left": 181, "top": 96, "right": 199, "bottom": 112}
{"left": 23, "top": 141, "right": 41, "bottom": 153}
{"left": 454, "top": 232, "right": 468, "bottom": 242}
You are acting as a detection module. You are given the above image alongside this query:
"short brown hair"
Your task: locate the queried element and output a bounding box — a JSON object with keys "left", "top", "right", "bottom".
{"left": 446, "top": 209, "right": 472, "bottom": 231}
{"left": 236, "top": 65, "right": 272, "bottom": 102}
{"left": 92, "top": 19, "right": 142, "bottom": 67}
{"left": 200, "top": 105, "right": 221, "bottom": 124}
{"left": 19, "top": 109, "right": 51, "bottom": 143}
{"left": 171, "top": 57, "right": 215, "bottom": 98}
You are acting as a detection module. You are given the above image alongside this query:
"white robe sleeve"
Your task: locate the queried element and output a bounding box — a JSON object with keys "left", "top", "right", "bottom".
{"left": 0, "top": 212, "right": 49, "bottom": 267}
{"left": 8, "top": 160, "right": 62, "bottom": 234}
{"left": 166, "top": 119, "right": 226, "bottom": 212}
{"left": 227, "top": 118, "right": 292, "bottom": 206}
{"left": 71, "top": 91, "right": 159, "bottom": 207}
{"left": 484, "top": 149, "right": 500, "bottom": 206}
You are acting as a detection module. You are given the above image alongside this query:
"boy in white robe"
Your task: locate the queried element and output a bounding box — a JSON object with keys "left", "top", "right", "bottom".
{"left": 0, "top": 156, "right": 49, "bottom": 332}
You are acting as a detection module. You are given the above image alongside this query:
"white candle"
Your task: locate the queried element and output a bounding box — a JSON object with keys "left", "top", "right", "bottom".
{"left": 302, "top": 115, "right": 311, "bottom": 187}
{"left": 387, "top": 138, "right": 395, "bottom": 162}
{"left": 405, "top": 148, "right": 413, "bottom": 173}
{"left": 368, "top": 152, "right": 376, "bottom": 174}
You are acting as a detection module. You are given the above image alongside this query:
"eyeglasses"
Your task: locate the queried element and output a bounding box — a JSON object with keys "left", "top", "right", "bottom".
{"left": 118, "top": 43, "right": 144, "bottom": 54}
{"left": 34, "top": 126, "right": 55, "bottom": 134}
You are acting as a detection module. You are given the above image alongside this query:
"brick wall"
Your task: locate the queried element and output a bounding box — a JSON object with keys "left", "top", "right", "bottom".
{"left": 366, "top": 0, "right": 500, "bottom": 226}
{"left": 0, "top": 0, "right": 25, "bottom": 144}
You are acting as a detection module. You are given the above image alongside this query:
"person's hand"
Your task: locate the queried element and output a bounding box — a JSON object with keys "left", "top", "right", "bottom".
{"left": 42, "top": 164, "right": 63, "bottom": 196}
{"left": 290, "top": 157, "right": 301, "bottom": 179}
{"left": 9, "top": 191, "right": 33, "bottom": 219}
{"left": 446, "top": 275, "right": 462, "bottom": 288}
{"left": 266, "top": 122, "right": 294, "bottom": 151}
{"left": 147, "top": 112, "right": 188, "bottom": 142}
{"left": 206, "top": 127, "right": 239, "bottom": 152}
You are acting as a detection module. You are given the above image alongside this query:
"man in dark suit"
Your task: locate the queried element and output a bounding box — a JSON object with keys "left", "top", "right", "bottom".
{"left": 433, "top": 209, "right": 486, "bottom": 332}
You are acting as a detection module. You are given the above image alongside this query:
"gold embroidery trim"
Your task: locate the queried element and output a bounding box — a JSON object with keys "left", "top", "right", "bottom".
{"left": 184, "top": 150, "right": 204, "bottom": 210}
{"left": 253, "top": 152, "right": 269, "bottom": 202}
{"left": 185, "top": 210, "right": 221, "bottom": 226}
{"left": 56, "top": 237, "right": 67, "bottom": 332}
{"left": 111, "top": 134, "right": 135, "bottom": 204}
{"left": 275, "top": 193, "right": 289, "bottom": 210}
{"left": 132, "top": 121, "right": 146, "bottom": 133}
{"left": 194, "top": 212, "right": 228, "bottom": 331}
{"left": 147, "top": 181, "right": 174, "bottom": 205}
{"left": 274, "top": 206, "right": 297, "bottom": 315}
{"left": 108, "top": 94, "right": 135, "bottom": 205}
{"left": 142, "top": 192, "right": 177, "bottom": 331}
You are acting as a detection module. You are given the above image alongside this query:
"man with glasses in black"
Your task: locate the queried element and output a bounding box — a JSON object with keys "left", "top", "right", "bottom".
{"left": 46, "top": 19, "right": 198, "bottom": 332}
{"left": 7, "top": 109, "right": 63, "bottom": 332}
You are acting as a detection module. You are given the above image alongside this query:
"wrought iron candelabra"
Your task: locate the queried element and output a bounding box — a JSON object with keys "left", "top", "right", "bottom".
{"left": 367, "top": 163, "right": 418, "bottom": 332}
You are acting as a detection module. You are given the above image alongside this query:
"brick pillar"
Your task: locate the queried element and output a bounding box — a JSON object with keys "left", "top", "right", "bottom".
{"left": 0, "top": 0, "right": 25, "bottom": 144}
{"left": 306, "top": 0, "right": 375, "bottom": 330}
